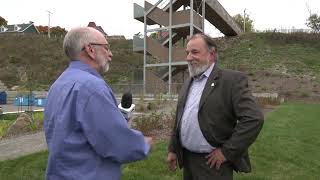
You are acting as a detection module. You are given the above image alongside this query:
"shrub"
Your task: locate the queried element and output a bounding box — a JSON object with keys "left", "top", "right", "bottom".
{"left": 133, "top": 112, "right": 165, "bottom": 136}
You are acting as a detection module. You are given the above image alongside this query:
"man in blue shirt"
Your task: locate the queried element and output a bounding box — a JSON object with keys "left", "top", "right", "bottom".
{"left": 44, "top": 27, "right": 152, "bottom": 180}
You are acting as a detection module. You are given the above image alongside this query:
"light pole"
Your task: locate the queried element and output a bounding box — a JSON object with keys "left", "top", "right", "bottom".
{"left": 46, "top": 10, "right": 53, "bottom": 38}
{"left": 243, "top": 8, "right": 246, "bottom": 33}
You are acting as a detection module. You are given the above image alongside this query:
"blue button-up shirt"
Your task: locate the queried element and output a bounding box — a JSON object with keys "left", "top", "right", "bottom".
{"left": 44, "top": 61, "right": 150, "bottom": 180}
{"left": 180, "top": 63, "right": 215, "bottom": 153}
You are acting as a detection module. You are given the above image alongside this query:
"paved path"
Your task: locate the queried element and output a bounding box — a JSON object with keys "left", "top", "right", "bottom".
{"left": 0, "top": 104, "right": 44, "bottom": 114}
{"left": 0, "top": 131, "right": 47, "bottom": 161}
{"left": 0, "top": 112, "right": 146, "bottom": 162}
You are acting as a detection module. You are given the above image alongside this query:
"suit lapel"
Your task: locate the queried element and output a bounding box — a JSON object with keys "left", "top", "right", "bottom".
{"left": 199, "top": 66, "right": 220, "bottom": 109}
{"left": 176, "top": 78, "right": 193, "bottom": 127}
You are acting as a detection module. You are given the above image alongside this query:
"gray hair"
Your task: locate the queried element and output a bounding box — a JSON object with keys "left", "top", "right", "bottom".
{"left": 187, "top": 33, "right": 217, "bottom": 52}
{"left": 63, "top": 27, "right": 99, "bottom": 59}
{"left": 187, "top": 33, "right": 218, "bottom": 62}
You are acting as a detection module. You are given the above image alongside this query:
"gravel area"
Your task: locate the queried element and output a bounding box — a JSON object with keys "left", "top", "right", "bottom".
{"left": 0, "top": 131, "right": 47, "bottom": 161}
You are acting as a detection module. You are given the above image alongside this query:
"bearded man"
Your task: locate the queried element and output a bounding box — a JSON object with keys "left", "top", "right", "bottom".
{"left": 167, "top": 33, "right": 264, "bottom": 180}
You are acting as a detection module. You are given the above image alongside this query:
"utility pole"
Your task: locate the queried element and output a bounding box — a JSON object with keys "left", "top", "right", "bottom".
{"left": 243, "top": 8, "right": 246, "bottom": 33}
{"left": 46, "top": 10, "right": 53, "bottom": 38}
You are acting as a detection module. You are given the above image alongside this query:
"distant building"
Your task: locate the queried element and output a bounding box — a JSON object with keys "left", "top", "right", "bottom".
{"left": 87, "top": 22, "right": 125, "bottom": 40}
{"left": 0, "top": 21, "right": 39, "bottom": 34}
{"left": 87, "top": 22, "right": 108, "bottom": 37}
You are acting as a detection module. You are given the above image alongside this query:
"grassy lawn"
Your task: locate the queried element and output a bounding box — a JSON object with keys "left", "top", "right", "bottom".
{"left": 236, "top": 102, "right": 320, "bottom": 180}
{"left": 0, "top": 102, "right": 319, "bottom": 179}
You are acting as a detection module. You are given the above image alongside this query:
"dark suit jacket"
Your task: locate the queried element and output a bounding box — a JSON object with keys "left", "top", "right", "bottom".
{"left": 168, "top": 65, "right": 264, "bottom": 173}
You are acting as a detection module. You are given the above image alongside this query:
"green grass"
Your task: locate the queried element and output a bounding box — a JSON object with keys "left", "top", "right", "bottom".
{"left": 0, "top": 113, "right": 18, "bottom": 137}
{"left": 0, "top": 112, "right": 44, "bottom": 137}
{"left": 0, "top": 120, "right": 13, "bottom": 137}
{"left": 0, "top": 102, "right": 319, "bottom": 179}
{"left": 0, "top": 151, "right": 47, "bottom": 180}
{"left": 236, "top": 102, "right": 320, "bottom": 180}
{"left": 122, "top": 141, "right": 182, "bottom": 180}
{"left": 0, "top": 143, "right": 183, "bottom": 180}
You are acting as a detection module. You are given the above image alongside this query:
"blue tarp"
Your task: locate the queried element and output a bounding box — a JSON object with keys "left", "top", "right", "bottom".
{"left": 0, "top": 91, "right": 7, "bottom": 104}
{"left": 34, "top": 98, "right": 47, "bottom": 107}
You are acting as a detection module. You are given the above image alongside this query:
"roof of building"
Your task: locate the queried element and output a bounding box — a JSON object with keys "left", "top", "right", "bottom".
{"left": 0, "top": 22, "right": 39, "bottom": 33}
{"left": 87, "top": 22, "right": 108, "bottom": 36}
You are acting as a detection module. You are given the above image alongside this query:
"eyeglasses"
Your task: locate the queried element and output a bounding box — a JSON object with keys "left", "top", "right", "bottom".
{"left": 82, "top": 43, "right": 111, "bottom": 52}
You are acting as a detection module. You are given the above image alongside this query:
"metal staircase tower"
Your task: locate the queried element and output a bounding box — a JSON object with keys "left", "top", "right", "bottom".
{"left": 133, "top": 0, "right": 241, "bottom": 95}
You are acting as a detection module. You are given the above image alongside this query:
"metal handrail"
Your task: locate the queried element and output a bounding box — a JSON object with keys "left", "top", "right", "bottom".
{"left": 146, "top": 0, "right": 165, "bottom": 15}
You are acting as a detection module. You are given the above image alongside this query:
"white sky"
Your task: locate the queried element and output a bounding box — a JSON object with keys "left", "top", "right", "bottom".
{"left": 1, "top": 0, "right": 319, "bottom": 38}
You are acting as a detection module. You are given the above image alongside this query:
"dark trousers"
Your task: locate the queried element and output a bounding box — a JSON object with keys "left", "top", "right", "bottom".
{"left": 183, "top": 149, "right": 233, "bottom": 180}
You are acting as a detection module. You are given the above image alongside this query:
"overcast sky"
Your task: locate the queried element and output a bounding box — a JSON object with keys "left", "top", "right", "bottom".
{"left": 1, "top": 0, "right": 319, "bottom": 38}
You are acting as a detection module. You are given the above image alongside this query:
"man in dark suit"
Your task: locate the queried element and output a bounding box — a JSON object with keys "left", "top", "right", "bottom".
{"left": 167, "top": 33, "right": 264, "bottom": 180}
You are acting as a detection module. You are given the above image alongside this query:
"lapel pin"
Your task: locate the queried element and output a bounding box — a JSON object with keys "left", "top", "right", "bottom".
{"left": 211, "top": 82, "right": 215, "bottom": 87}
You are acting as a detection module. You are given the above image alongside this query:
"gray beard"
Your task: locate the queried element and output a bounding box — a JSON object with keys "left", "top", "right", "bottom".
{"left": 97, "top": 55, "right": 110, "bottom": 73}
{"left": 188, "top": 62, "right": 210, "bottom": 78}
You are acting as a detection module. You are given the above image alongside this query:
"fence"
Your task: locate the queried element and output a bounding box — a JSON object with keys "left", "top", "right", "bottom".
{"left": 257, "top": 28, "right": 316, "bottom": 34}
{"left": 0, "top": 33, "right": 64, "bottom": 39}
{"left": 110, "top": 83, "right": 184, "bottom": 95}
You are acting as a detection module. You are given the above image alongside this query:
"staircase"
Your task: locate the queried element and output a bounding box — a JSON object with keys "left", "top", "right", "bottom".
{"left": 133, "top": 0, "right": 241, "bottom": 93}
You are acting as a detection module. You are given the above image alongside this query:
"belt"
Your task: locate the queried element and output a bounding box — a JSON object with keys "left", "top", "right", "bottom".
{"left": 183, "top": 148, "right": 210, "bottom": 156}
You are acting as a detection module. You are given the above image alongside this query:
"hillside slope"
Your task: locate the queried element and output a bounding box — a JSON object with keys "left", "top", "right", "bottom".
{"left": 0, "top": 35, "right": 143, "bottom": 89}
{"left": 217, "top": 33, "right": 320, "bottom": 99}
{"left": 0, "top": 33, "right": 319, "bottom": 98}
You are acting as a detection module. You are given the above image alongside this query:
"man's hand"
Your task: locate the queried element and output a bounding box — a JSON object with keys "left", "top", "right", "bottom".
{"left": 144, "top": 136, "right": 153, "bottom": 145}
{"left": 205, "top": 148, "right": 226, "bottom": 170}
{"left": 144, "top": 136, "right": 153, "bottom": 151}
{"left": 144, "top": 136, "right": 153, "bottom": 152}
{"left": 167, "top": 152, "right": 177, "bottom": 171}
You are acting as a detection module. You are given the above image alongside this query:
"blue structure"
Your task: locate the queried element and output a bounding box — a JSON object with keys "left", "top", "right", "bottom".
{"left": 0, "top": 91, "right": 7, "bottom": 104}
{"left": 14, "top": 94, "right": 35, "bottom": 106}
{"left": 34, "top": 98, "right": 47, "bottom": 107}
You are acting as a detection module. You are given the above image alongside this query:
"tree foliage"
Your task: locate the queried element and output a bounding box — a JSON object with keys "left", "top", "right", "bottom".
{"left": 306, "top": 13, "right": 320, "bottom": 32}
{"left": 36, "top": 25, "right": 67, "bottom": 36}
{"left": 0, "top": 16, "right": 8, "bottom": 26}
{"left": 51, "top": 26, "right": 68, "bottom": 36}
{"left": 233, "top": 14, "right": 254, "bottom": 33}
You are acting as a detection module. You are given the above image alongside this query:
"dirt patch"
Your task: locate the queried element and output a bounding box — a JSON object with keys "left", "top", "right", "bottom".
{"left": 4, "top": 113, "right": 33, "bottom": 138}
{"left": 248, "top": 70, "right": 320, "bottom": 102}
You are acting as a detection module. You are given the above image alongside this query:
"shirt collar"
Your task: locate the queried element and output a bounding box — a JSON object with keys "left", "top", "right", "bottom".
{"left": 68, "top": 60, "right": 103, "bottom": 79}
{"left": 203, "top": 62, "right": 215, "bottom": 78}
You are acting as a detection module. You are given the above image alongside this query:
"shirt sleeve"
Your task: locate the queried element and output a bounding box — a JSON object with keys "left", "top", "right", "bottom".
{"left": 77, "top": 85, "right": 150, "bottom": 164}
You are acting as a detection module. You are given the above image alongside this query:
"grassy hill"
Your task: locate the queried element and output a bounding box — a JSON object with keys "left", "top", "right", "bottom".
{"left": 0, "top": 32, "right": 319, "bottom": 97}
{"left": 218, "top": 32, "right": 320, "bottom": 78}
{"left": 0, "top": 34, "right": 143, "bottom": 90}
{"left": 217, "top": 32, "right": 320, "bottom": 99}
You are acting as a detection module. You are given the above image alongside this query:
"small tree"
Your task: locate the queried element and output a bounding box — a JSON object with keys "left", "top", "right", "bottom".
{"left": 306, "top": 14, "right": 320, "bottom": 32}
{"left": 50, "top": 26, "right": 67, "bottom": 36}
{"left": 36, "top": 25, "right": 48, "bottom": 34}
{"left": 233, "top": 14, "right": 254, "bottom": 32}
{"left": 36, "top": 25, "right": 67, "bottom": 36}
{"left": 0, "top": 16, "right": 8, "bottom": 26}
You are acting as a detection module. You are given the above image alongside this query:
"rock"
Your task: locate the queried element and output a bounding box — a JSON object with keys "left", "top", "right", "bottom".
{"left": 4, "top": 113, "right": 33, "bottom": 138}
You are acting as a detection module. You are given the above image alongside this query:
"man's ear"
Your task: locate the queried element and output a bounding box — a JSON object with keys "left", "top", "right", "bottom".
{"left": 85, "top": 46, "right": 96, "bottom": 60}
{"left": 210, "top": 49, "right": 216, "bottom": 59}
